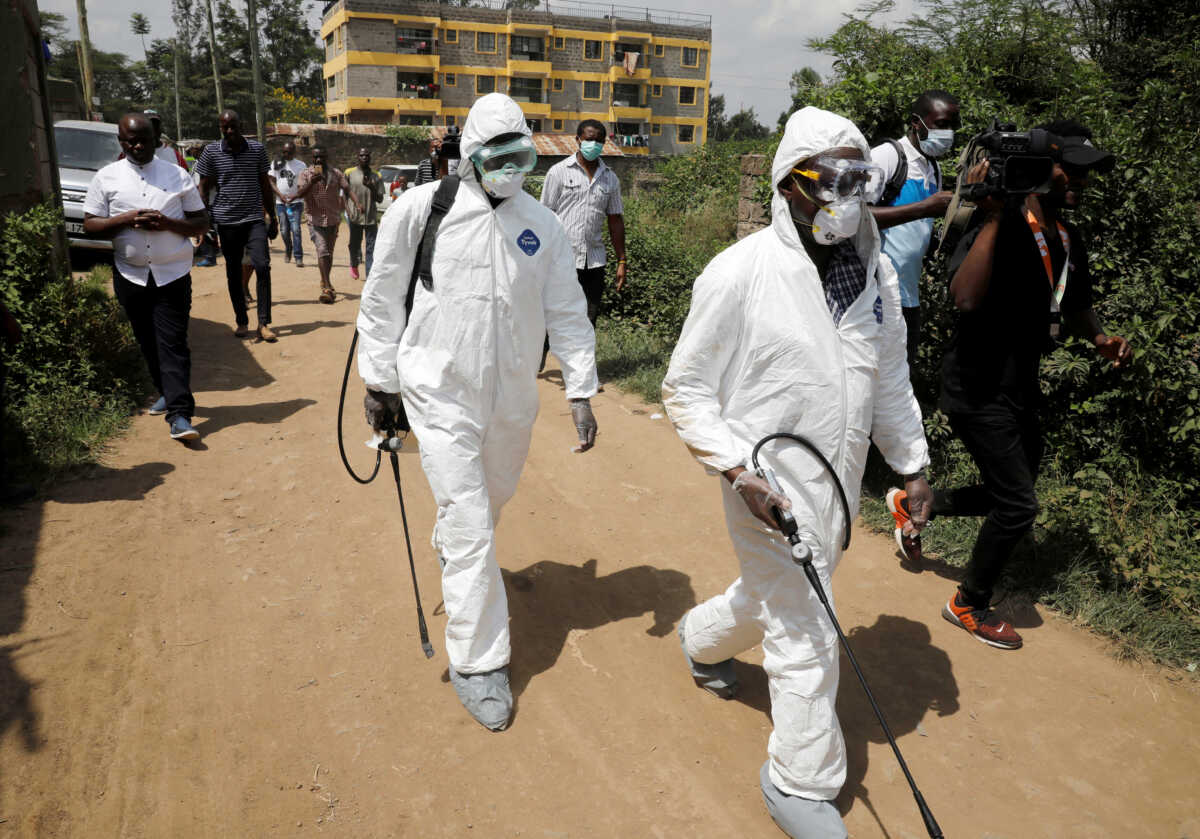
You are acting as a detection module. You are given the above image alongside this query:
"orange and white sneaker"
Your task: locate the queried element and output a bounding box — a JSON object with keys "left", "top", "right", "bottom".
{"left": 885, "top": 487, "right": 922, "bottom": 563}
{"left": 942, "top": 590, "right": 1023, "bottom": 649}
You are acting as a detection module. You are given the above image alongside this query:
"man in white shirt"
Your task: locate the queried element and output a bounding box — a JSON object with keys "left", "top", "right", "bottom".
{"left": 269, "top": 141, "right": 308, "bottom": 266}
{"left": 84, "top": 113, "right": 210, "bottom": 441}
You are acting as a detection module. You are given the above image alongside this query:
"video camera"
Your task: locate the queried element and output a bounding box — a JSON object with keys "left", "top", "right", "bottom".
{"left": 960, "top": 119, "right": 1063, "bottom": 201}
{"left": 437, "top": 125, "right": 461, "bottom": 161}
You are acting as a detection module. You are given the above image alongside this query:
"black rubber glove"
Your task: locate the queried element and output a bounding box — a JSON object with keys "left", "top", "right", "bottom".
{"left": 364, "top": 389, "right": 403, "bottom": 432}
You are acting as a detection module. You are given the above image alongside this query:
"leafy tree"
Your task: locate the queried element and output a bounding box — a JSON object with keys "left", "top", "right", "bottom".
{"left": 777, "top": 66, "right": 823, "bottom": 130}
{"left": 39, "top": 11, "right": 69, "bottom": 50}
{"left": 706, "top": 85, "right": 726, "bottom": 140}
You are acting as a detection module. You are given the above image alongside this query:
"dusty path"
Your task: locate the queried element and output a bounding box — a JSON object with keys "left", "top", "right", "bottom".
{"left": 1, "top": 234, "right": 1197, "bottom": 838}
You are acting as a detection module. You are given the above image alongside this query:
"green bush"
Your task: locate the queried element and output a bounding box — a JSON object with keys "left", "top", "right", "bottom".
{"left": 795, "top": 0, "right": 1200, "bottom": 664}
{"left": 0, "top": 204, "right": 147, "bottom": 480}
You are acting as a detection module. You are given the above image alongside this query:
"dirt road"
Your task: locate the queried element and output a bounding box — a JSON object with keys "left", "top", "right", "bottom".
{"left": 1, "top": 240, "right": 1197, "bottom": 838}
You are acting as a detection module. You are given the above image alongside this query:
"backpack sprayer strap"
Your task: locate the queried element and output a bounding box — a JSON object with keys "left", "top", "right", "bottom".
{"left": 878, "top": 138, "right": 909, "bottom": 207}
{"left": 405, "top": 174, "right": 461, "bottom": 313}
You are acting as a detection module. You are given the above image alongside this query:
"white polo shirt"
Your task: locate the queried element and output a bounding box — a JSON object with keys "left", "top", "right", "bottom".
{"left": 83, "top": 156, "right": 205, "bottom": 286}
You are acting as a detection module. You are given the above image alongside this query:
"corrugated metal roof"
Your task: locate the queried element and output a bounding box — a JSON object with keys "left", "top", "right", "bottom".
{"left": 532, "top": 134, "right": 624, "bottom": 157}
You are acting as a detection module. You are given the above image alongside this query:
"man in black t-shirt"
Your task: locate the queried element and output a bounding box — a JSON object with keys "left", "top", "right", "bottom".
{"left": 885, "top": 120, "right": 1131, "bottom": 650}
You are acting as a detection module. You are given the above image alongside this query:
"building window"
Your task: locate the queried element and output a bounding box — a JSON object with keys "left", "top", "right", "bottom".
{"left": 679, "top": 85, "right": 697, "bottom": 105}
{"left": 444, "top": 28, "right": 458, "bottom": 44}
{"left": 553, "top": 119, "right": 563, "bottom": 131}
{"left": 678, "top": 124, "right": 695, "bottom": 143}
{"left": 553, "top": 77, "right": 563, "bottom": 91}
{"left": 335, "top": 25, "right": 343, "bottom": 51}
{"left": 510, "top": 35, "right": 544, "bottom": 61}
{"left": 397, "top": 28, "right": 434, "bottom": 55}
{"left": 682, "top": 46, "right": 699, "bottom": 67}
{"left": 510, "top": 77, "right": 543, "bottom": 103}
{"left": 398, "top": 71, "right": 437, "bottom": 98}
{"left": 326, "top": 75, "right": 335, "bottom": 96}
{"left": 582, "top": 80, "right": 602, "bottom": 100}
{"left": 324, "top": 34, "right": 332, "bottom": 53}
{"left": 654, "top": 43, "right": 664, "bottom": 57}
{"left": 613, "top": 42, "right": 640, "bottom": 62}
{"left": 476, "top": 31, "right": 497, "bottom": 54}
{"left": 446, "top": 115, "right": 456, "bottom": 126}
{"left": 553, "top": 36, "right": 564, "bottom": 50}
{"left": 612, "top": 83, "right": 641, "bottom": 106}
{"left": 444, "top": 72, "right": 456, "bottom": 87}
{"left": 526, "top": 119, "right": 542, "bottom": 133}
{"left": 477, "top": 75, "right": 496, "bottom": 95}
{"left": 651, "top": 84, "right": 662, "bottom": 97}
{"left": 584, "top": 40, "right": 603, "bottom": 61}
{"left": 650, "top": 123, "right": 661, "bottom": 136}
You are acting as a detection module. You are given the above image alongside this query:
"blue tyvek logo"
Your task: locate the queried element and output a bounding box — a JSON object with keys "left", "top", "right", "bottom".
{"left": 517, "top": 229, "right": 540, "bottom": 256}
{"left": 873, "top": 296, "right": 883, "bottom": 324}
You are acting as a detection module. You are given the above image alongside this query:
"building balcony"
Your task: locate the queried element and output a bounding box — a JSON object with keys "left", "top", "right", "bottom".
{"left": 610, "top": 104, "right": 651, "bottom": 121}
{"left": 511, "top": 98, "right": 551, "bottom": 117}
{"left": 608, "top": 64, "right": 651, "bottom": 82}
{"left": 393, "top": 97, "right": 441, "bottom": 113}
{"left": 507, "top": 58, "right": 552, "bottom": 78}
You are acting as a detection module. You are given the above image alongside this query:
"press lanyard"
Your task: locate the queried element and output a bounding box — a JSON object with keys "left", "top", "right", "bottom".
{"left": 1023, "top": 207, "right": 1071, "bottom": 304}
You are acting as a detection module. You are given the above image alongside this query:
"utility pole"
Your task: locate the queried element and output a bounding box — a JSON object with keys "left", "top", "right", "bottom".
{"left": 246, "top": 0, "right": 267, "bottom": 140}
{"left": 74, "top": 0, "right": 96, "bottom": 119}
{"left": 204, "top": 0, "right": 224, "bottom": 116}
{"left": 173, "top": 39, "right": 183, "bottom": 140}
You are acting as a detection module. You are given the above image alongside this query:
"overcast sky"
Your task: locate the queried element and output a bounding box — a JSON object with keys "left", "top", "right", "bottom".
{"left": 39, "top": 0, "right": 916, "bottom": 126}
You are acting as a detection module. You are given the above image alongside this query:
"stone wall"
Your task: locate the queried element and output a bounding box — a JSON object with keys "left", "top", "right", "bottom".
{"left": 1, "top": 0, "right": 67, "bottom": 271}
{"left": 737, "top": 154, "right": 769, "bottom": 239}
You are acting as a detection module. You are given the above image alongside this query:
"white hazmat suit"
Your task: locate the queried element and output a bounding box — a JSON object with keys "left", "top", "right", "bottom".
{"left": 662, "top": 107, "right": 929, "bottom": 803}
{"left": 357, "top": 94, "right": 599, "bottom": 676}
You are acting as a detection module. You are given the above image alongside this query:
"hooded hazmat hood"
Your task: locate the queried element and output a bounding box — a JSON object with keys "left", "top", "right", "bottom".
{"left": 457, "top": 93, "right": 533, "bottom": 178}
{"left": 769, "top": 106, "right": 877, "bottom": 254}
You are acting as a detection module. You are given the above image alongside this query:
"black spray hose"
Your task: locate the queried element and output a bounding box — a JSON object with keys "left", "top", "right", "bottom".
{"left": 337, "top": 327, "right": 434, "bottom": 659}
{"left": 751, "top": 432, "right": 944, "bottom": 839}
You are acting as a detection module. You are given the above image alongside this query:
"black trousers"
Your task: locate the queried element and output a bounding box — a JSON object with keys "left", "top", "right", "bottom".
{"left": 931, "top": 402, "right": 1043, "bottom": 608}
{"left": 113, "top": 267, "right": 195, "bottom": 423}
{"left": 577, "top": 265, "right": 606, "bottom": 326}
{"left": 901, "top": 305, "right": 921, "bottom": 369}
{"left": 217, "top": 220, "right": 271, "bottom": 326}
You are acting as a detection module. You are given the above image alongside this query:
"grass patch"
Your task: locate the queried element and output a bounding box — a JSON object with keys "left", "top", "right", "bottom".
{"left": 594, "top": 317, "right": 670, "bottom": 406}
{"left": 860, "top": 457, "right": 1200, "bottom": 672}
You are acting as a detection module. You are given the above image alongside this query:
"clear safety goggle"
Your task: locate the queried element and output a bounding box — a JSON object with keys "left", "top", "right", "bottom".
{"left": 471, "top": 136, "right": 538, "bottom": 175}
{"left": 792, "top": 156, "right": 886, "bottom": 204}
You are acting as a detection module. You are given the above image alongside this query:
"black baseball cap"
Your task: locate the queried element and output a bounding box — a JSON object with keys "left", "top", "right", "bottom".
{"left": 1059, "top": 135, "right": 1115, "bottom": 173}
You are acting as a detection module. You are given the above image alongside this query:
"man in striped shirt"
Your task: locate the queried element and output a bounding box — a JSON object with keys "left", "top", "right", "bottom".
{"left": 196, "top": 109, "right": 279, "bottom": 342}
{"left": 540, "top": 119, "right": 627, "bottom": 326}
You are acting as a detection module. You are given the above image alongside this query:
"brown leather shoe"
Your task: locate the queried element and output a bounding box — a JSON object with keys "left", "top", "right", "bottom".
{"left": 257, "top": 324, "right": 277, "bottom": 343}
{"left": 234, "top": 324, "right": 250, "bottom": 338}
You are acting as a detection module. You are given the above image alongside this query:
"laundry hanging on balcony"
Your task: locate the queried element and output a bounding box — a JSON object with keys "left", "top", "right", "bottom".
{"left": 623, "top": 52, "right": 640, "bottom": 75}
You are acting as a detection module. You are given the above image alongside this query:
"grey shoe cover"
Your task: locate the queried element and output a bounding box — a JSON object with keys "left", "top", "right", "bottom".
{"left": 448, "top": 664, "right": 512, "bottom": 731}
{"left": 677, "top": 618, "right": 739, "bottom": 700}
{"left": 760, "top": 762, "right": 847, "bottom": 839}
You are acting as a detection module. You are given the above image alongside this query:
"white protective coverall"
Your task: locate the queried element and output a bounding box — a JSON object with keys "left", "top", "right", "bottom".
{"left": 357, "top": 93, "right": 599, "bottom": 674}
{"left": 662, "top": 106, "right": 929, "bottom": 801}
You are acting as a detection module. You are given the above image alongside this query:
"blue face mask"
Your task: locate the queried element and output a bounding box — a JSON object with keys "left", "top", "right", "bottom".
{"left": 579, "top": 139, "right": 603, "bottom": 161}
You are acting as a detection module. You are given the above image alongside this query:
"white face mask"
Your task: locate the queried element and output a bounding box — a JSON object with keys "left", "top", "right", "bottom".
{"left": 916, "top": 116, "right": 955, "bottom": 158}
{"left": 479, "top": 169, "right": 525, "bottom": 198}
{"left": 919, "top": 129, "right": 954, "bottom": 158}
{"left": 809, "top": 196, "right": 862, "bottom": 244}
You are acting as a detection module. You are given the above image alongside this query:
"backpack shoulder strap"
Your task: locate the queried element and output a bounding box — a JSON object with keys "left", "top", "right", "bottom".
{"left": 879, "top": 138, "right": 908, "bottom": 206}
{"left": 404, "top": 174, "right": 461, "bottom": 318}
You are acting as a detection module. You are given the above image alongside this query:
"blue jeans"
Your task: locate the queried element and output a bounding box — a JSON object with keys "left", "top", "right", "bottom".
{"left": 348, "top": 222, "right": 378, "bottom": 277}
{"left": 276, "top": 201, "right": 304, "bottom": 261}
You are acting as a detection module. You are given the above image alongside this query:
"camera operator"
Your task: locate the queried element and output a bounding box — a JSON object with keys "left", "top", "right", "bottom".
{"left": 886, "top": 120, "right": 1131, "bottom": 650}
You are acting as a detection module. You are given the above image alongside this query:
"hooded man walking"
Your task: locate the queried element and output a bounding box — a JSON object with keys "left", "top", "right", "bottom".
{"left": 356, "top": 93, "right": 599, "bottom": 732}
{"left": 662, "top": 107, "right": 933, "bottom": 838}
